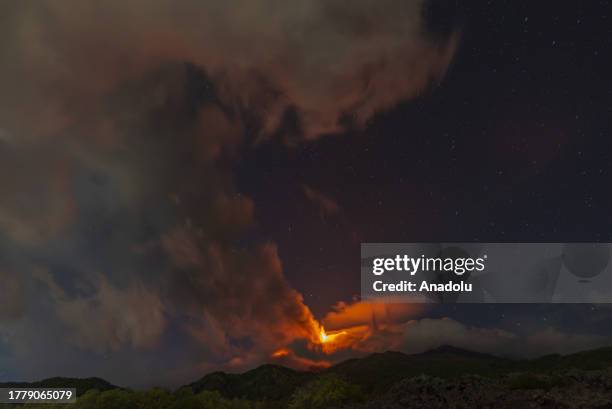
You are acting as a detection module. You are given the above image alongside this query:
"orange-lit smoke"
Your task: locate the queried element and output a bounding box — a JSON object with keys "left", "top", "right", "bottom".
{"left": 272, "top": 300, "right": 428, "bottom": 365}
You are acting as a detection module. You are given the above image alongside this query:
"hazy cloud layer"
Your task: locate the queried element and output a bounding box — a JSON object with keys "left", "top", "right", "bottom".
{"left": 399, "top": 317, "right": 612, "bottom": 358}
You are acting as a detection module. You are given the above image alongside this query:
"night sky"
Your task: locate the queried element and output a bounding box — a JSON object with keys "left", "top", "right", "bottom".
{"left": 1, "top": 0, "right": 612, "bottom": 388}
{"left": 238, "top": 0, "right": 612, "bottom": 316}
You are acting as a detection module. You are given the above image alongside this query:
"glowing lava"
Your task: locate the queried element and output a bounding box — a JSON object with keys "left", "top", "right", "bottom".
{"left": 320, "top": 326, "right": 328, "bottom": 342}
{"left": 319, "top": 325, "right": 346, "bottom": 345}
{"left": 271, "top": 348, "right": 290, "bottom": 358}
{"left": 271, "top": 302, "right": 422, "bottom": 366}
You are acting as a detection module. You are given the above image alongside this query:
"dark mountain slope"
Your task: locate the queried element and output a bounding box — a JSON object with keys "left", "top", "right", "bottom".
{"left": 327, "top": 346, "right": 512, "bottom": 393}
{"left": 186, "top": 364, "right": 314, "bottom": 400}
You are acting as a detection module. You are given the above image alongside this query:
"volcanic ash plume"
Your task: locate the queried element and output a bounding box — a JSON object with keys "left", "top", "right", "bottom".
{"left": 0, "top": 0, "right": 461, "bottom": 382}
{"left": 0, "top": 0, "right": 460, "bottom": 141}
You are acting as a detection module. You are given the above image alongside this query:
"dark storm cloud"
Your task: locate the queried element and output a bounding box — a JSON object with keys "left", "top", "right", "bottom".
{"left": 0, "top": 0, "right": 461, "bottom": 384}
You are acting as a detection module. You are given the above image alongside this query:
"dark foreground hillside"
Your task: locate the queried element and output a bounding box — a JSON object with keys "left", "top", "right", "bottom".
{"left": 342, "top": 371, "right": 612, "bottom": 409}
{"left": 2, "top": 346, "right": 612, "bottom": 409}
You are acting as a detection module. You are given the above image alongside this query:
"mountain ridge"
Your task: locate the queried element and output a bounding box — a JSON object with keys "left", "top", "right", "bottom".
{"left": 182, "top": 345, "right": 612, "bottom": 398}
{"left": 4, "top": 345, "right": 612, "bottom": 399}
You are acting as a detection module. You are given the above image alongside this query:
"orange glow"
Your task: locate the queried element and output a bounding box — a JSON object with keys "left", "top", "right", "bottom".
{"left": 319, "top": 325, "right": 346, "bottom": 344}
{"left": 271, "top": 301, "right": 425, "bottom": 366}
{"left": 316, "top": 323, "right": 359, "bottom": 354}
{"left": 320, "top": 326, "right": 328, "bottom": 343}
{"left": 271, "top": 348, "right": 290, "bottom": 358}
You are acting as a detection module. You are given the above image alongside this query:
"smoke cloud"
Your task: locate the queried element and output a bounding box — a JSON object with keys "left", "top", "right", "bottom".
{"left": 320, "top": 304, "right": 612, "bottom": 359}
{"left": 0, "top": 0, "right": 459, "bottom": 141}
{"left": 0, "top": 0, "right": 460, "bottom": 385}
